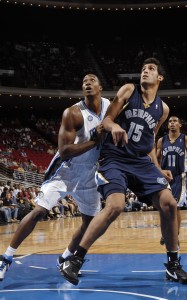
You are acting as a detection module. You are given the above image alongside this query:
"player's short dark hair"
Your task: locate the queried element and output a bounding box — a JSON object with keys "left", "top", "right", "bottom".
{"left": 142, "top": 57, "right": 165, "bottom": 77}
{"left": 169, "top": 116, "right": 181, "bottom": 124}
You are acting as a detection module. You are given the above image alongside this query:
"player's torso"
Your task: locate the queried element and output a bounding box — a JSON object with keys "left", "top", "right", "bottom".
{"left": 72, "top": 98, "right": 110, "bottom": 164}
{"left": 101, "top": 85, "right": 163, "bottom": 158}
{"left": 161, "top": 133, "right": 186, "bottom": 175}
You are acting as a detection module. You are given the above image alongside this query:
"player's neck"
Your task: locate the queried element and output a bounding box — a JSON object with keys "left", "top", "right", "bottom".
{"left": 141, "top": 85, "right": 158, "bottom": 104}
{"left": 169, "top": 131, "right": 180, "bottom": 142}
{"left": 84, "top": 97, "right": 101, "bottom": 115}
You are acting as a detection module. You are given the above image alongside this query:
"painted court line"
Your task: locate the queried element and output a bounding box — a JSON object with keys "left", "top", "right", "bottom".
{"left": 0, "top": 288, "right": 168, "bottom": 300}
{"left": 29, "top": 266, "right": 48, "bottom": 269}
{"left": 132, "top": 270, "right": 165, "bottom": 273}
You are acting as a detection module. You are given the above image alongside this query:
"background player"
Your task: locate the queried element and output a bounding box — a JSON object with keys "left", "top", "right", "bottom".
{"left": 157, "top": 115, "right": 187, "bottom": 245}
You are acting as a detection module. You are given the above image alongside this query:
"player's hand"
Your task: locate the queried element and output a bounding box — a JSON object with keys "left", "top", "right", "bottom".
{"left": 94, "top": 124, "right": 106, "bottom": 143}
{"left": 111, "top": 124, "right": 128, "bottom": 146}
{"left": 161, "top": 169, "right": 173, "bottom": 182}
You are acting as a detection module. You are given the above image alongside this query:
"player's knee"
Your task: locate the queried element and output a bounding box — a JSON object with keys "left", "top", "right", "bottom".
{"left": 159, "top": 193, "right": 177, "bottom": 216}
{"left": 104, "top": 203, "right": 123, "bottom": 220}
{"left": 32, "top": 206, "right": 48, "bottom": 221}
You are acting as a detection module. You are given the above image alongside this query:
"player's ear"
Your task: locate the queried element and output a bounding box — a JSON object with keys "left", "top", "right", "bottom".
{"left": 158, "top": 75, "right": 164, "bottom": 82}
{"left": 99, "top": 85, "right": 103, "bottom": 91}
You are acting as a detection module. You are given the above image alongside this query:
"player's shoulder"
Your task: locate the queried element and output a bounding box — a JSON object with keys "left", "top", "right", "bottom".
{"left": 63, "top": 102, "right": 82, "bottom": 118}
{"left": 119, "top": 83, "right": 135, "bottom": 93}
{"left": 185, "top": 134, "right": 187, "bottom": 144}
{"left": 101, "top": 97, "right": 111, "bottom": 104}
{"left": 161, "top": 100, "right": 169, "bottom": 112}
{"left": 157, "top": 135, "right": 164, "bottom": 144}
{"left": 159, "top": 100, "right": 169, "bottom": 123}
{"left": 117, "top": 83, "right": 135, "bottom": 101}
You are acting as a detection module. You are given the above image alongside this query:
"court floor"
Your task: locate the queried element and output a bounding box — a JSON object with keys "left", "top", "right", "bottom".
{"left": 0, "top": 253, "right": 187, "bottom": 300}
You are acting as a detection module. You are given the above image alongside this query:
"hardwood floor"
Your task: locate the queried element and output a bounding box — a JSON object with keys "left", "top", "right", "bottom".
{"left": 1, "top": 210, "right": 187, "bottom": 255}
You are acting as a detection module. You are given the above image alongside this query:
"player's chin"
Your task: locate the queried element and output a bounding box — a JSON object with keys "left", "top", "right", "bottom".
{"left": 85, "top": 89, "right": 93, "bottom": 94}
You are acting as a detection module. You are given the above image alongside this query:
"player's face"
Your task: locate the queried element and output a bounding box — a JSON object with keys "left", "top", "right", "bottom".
{"left": 168, "top": 117, "right": 181, "bottom": 131}
{"left": 82, "top": 74, "right": 101, "bottom": 97}
{"left": 140, "top": 63, "right": 162, "bottom": 87}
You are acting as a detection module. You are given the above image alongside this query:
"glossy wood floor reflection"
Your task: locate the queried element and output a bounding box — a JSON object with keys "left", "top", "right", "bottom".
{"left": 1, "top": 210, "right": 187, "bottom": 255}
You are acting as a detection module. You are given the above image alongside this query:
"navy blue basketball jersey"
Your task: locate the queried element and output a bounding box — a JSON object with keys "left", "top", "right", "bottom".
{"left": 161, "top": 133, "right": 186, "bottom": 176}
{"left": 101, "top": 85, "right": 163, "bottom": 158}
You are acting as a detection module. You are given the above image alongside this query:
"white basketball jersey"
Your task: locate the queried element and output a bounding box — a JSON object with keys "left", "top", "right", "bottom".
{"left": 71, "top": 97, "right": 110, "bottom": 164}
{"left": 37, "top": 97, "right": 110, "bottom": 216}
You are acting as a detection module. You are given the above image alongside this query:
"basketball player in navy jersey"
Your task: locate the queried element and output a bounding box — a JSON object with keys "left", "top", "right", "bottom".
{"left": 0, "top": 74, "right": 110, "bottom": 281}
{"left": 61, "top": 58, "right": 187, "bottom": 285}
{"left": 157, "top": 116, "right": 187, "bottom": 246}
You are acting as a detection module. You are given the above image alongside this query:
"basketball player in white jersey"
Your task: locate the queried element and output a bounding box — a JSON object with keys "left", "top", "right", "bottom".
{"left": 0, "top": 74, "right": 110, "bottom": 281}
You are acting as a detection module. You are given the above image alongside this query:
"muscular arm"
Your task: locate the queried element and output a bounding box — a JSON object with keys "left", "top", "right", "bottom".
{"left": 150, "top": 102, "right": 173, "bottom": 181}
{"left": 154, "top": 101, "right": 169, "bottom": 135}
{"left": 148, "top": 138, "right": 164, "bottom": 172}
{"left": 156, "top": 137, "right": 163, "bottom": 166}
{"left": 149, "top": 146, "right": 161, "bottom": 169}
{"left": 58, "top": 106, "right": 100, "bottom": 161}
{"left": 149, "top": 101, "right": 169, "bottom": 165}
{"left": 102, "top": 83, "right": 134, "bottom": 146}
{"left": 148, "top": 143, "right": 173, "bottom": 182}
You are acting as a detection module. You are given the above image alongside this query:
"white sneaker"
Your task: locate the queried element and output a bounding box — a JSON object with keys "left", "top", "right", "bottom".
{"left": 0, "top": 255, "right": 12, "bottom": 281}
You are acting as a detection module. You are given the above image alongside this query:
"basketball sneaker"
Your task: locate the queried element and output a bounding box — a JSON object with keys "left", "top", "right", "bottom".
{"left": 61, "top": 256, "right": 85, "bottom": 285}
{"left": 56, "top": 255, "right": 82, "bottom": 276}
{"left": 0, "top": 255, "right": 12, "bottom": 281}
{"left": 164, "top": 257, "right": 187, "bottom": 284}
{"left": 56, "top": 256, "right": 66, "bottom": 271}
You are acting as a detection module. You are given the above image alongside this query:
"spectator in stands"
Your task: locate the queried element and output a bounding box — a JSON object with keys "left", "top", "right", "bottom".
{"left": 2, "top": 192, "right": 19, "bottom": 223}
{"left": 51, "top": 204, "right": 65, "bottom": 219}
{"left": 9, "top": 189, "right": 18, "bottom": 204}
{"left": 17, "top": 164, "right": 25, "bottom": 173}
{"left": 23, "top": 187, "right": 37, "bottom": 210}
{"left": 0, "top": 199, "right": 12, "bottom": 224}
{"left": 60, "top": 197, "right": 72, "bottom": 217}
{"left": 125, "top": 192, "right": 137, "bottom": 212}
{"left": 0, "top": 187, "right": 9, "bottom": 198}
{"left": 16, "top": 188, "right": 35, "bottom": 211}
{"left": 47, "top": 145, "right": 55, "bottom": 155}
{"left": 65, "top": 194, "right": 80, "bottom": 216}
{"left": 0, "top": 181, "right": 4, "bottom": 188}
{"left": 0, "top": 188, "right": 3, "bottom": 198}
{"left": 12, "top": 184, "right": 21, "bottom": 198}
{"left": 37, "top": 165, "right": 45, "bottom": 174}
{"left": 15, "top": 194, "right": 31, "bottom": 221}
{"left": 20, "top": 149, "right": 27, "bottom": 158}
{"left": 27, "top": 159, "right": 37, "bottom": 172}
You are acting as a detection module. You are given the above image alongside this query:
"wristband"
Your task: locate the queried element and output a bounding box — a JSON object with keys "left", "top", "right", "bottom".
{"left": 90, "top": 128, "right": 97, "bottom": 141}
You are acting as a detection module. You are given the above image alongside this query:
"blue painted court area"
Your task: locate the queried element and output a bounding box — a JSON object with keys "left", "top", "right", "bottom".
{"left": 0, "top": 254, "right": 187, "bottom": 300}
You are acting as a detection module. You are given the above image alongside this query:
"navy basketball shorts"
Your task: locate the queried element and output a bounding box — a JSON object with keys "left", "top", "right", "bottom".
{"left": 170, "top": 173, "right": 186, "bottom": 207}
{"left": 95, "top": 155, "right": 169, "bottom": 200}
